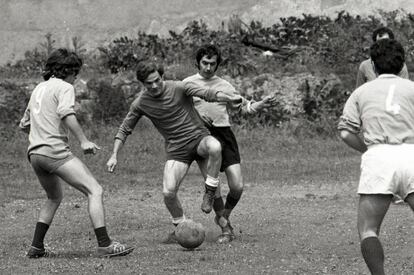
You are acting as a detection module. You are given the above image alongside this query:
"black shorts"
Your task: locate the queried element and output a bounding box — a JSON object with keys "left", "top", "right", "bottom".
{"left": 208, "top": 126, "right": 241, "bottom": 172}
{"left": 166, "top": 135, "right": 205, "bottom": 165}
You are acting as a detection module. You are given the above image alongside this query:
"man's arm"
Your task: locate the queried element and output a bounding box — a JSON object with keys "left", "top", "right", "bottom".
{"left": 62, "top": 114, "right": 101, "bottom": 154}
{"left": 339, "top": 130, "right": 367, "bottom": 153}
{"left": 235, "top": 94, "right": 278, "bottom": 115}
{"left": 19, "top": 106, "right": 31, "bottom": 134}
{"left": 107, "top": 138, "right": 124, "bottom": 173}
{"left": 107, "top": 102, "right": 143, "bottom": 173}
{"left": 183, "top": 82, "right": 242, "bottom": 103}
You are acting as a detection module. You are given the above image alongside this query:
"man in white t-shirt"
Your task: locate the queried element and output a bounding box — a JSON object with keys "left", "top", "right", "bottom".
{"left": 20, "top": 48, "right": 133, "bottom": 258}
{"left": 339, "top": 39, "right": 414, "bottom": 275}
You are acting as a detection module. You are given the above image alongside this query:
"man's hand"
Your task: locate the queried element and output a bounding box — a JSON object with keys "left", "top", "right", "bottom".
{"left": 81, "top": 141, "right": 101, "bottom": 155}
{"left": 251, "top": 94, "right": 278, "bottom": 112}
{"left": 106, "top": 154, "right": 118, "bottom": 173}
{"left": 259, "top": 94, "right": 278, "bottom": 108}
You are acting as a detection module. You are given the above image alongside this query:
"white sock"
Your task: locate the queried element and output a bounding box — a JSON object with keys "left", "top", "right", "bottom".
{"left": 205, "top": 175, "right": 219, "bottom": 188}
{"left": 172, "top": 215, "right": 186, "bottom": 225}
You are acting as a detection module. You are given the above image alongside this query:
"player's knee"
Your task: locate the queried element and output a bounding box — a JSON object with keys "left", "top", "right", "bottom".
{"left": 231, "top": 184, "right": 244, "bottom": 195}
{"left": 89, "top": 182, "right": 103, "bottom": 197}
{"left": 207, "top": 139, "right": 222, "bottom": 158}
{"left": 48, "top": 195, "right": 63, "bottom": 205}
{"left": 163, "top": 189, "right": 177, "bottom": 201}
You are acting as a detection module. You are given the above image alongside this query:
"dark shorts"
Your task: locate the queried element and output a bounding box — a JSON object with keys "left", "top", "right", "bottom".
{"left": 166, "top": 135, "right": 205, "bottom": 165}
{"left": 29, "top": 153, "right": 74, "bottom": 174}
{"left": 208, "top": 126, "right": 241, "bottom": 172}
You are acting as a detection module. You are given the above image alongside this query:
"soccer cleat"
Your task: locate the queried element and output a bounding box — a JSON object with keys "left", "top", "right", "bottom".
{"left": 201, "top": 188, "right": 216, "bottom": 213}
{"left": 214, "top": 215, "right": 235, "bottom": 244}
{"left": 27, "top": 246, "right": 49, "bottom": 258}
{"left": 97, "top": 241, "right": 134, "bottom": 258}
{"left": 161, "top": 231, "right": 178, "bottom": 244}
{"left": 217, "top": 231, "right": 235, "bottom": 244}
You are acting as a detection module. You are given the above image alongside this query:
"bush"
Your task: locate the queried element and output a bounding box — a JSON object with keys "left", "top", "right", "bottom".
{"left": 3, "top": 10, "right": 414, "bottom": 135}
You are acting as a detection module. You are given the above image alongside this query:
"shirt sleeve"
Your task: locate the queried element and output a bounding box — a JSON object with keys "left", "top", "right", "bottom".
{"left": 228, "top": 92, "right": 252, "bottom": 114}
{"left": 115, "top": 99, "right": 143, "bottom": 143}
{"left": 337, "top": 91, "right": 361, "bottom": 133}
{"left": 182, "top": 82, "right": 218, "bottom": 102}
{"left": 399, "top": 63, "right": 409, "bottom": 79}
{"left": 56, "top": 85, "right": 76, "bottom": 119}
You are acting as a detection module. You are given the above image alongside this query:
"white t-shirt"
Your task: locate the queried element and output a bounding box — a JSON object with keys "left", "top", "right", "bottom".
{"left": 339, "top": 74, "right": 414, "bottom": 146}
{"left": 20, "top": 78, "right": 76, "bottom": 158}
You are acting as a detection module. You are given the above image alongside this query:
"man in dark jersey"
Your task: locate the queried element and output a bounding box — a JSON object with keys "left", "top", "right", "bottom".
{"left": 107, "top": 61, "right": 242, "bottom": 240}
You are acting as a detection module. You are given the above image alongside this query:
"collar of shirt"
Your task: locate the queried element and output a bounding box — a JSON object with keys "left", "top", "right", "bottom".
{"left": 377, "top": 74, "right": 400, "bottom": 79}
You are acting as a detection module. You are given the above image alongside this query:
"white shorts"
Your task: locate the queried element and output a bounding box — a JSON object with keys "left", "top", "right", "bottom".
{"left": 358, "top": 144, "right": 414, "bottom": 199}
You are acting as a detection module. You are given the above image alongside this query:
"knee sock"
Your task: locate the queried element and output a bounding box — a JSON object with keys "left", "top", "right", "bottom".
{"left": 31, "top": 222, "right": 49, "bottom": 249}
{"left": 94, "top": 227, "right": 111, "bottom": 247}
{"left": 361, "top": 236, "right": 385, "bottom": 275}
{"left": 224, "top": 193, "right": 241, "bottom": 217}
{"left": 213, "top": 197, "right": 225, "bottom": 216}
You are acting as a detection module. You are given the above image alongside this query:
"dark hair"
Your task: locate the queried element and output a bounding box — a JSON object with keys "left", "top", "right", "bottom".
{"left": 43, "top": 48, "right": 83, "bottom": 80}
{"left": 372, "top": 27, "right": 394, "bottom": 42}
{"left": 370, "top": 39, "right": 405, "bottom": 75}
{"left": 135, "top": 61, "right": 164, "bottom": 82}
{"left": 195, "top": 44, "right": 222, "bottom": 70}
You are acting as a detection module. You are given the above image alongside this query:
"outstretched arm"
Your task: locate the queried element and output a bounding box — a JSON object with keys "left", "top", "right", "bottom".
{"left": 62, "top": 114, "right": 101, "bottom": 154}
{"left": 246, "top": 94, "right": 278, "bottom": 113}
{"left": 107, "top": 103, "right": 143, "bottom": 173}
{"left": 183, "top": 82, "right": 242, "bottom": 104}
{"left": 107, "top": 138, "right": 124, "bottom": 173}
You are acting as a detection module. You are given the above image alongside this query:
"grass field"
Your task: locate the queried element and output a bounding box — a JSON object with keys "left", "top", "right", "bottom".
{"left": 1, "top": 123, "right": 414, "bottom": 274}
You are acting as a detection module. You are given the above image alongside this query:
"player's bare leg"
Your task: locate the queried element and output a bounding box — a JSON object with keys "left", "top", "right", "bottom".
{"left": 404, "top": 193, "right": 414, "bottom": 210}
{"left": 357, "top": 194, "right": 392, "bottom": 275}
{"left": 161, "top": 160, "right": 190, "bottom": 243}
{"left": 56, "top": 158, "right": 106, "bottom": 228}
{"left": 27, "top": 169, "right": 64, "bottom": 258}
{"left": 197, "top": 136, "right": 222, "bottom": 213}
{"left": 223, "top": 164, "right": 243, "bottom": 219}
{"left": 197, "top": 159, "right": 236, "bottom": 244}
{"left": 55, "top": 157, "right": 133, "bottom": 257}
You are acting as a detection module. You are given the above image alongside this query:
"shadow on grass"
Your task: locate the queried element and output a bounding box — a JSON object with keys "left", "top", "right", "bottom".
{"left": 50, "top": 250, "right": 94, "bottom": 259}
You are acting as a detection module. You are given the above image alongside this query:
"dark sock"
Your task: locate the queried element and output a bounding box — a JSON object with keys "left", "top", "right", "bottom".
{"left": 94, "top": 227, "right": 111, "bottom": 247}
{"left": 213, "top": 197, "right": 225, "bottom": 213}
{"left": 361, "top": 236, "right": 385, "bottom": 275}
{"left": 31, "top": 222, "right": 49, "bottom": 249}
{"left": 225, "top": 193, "right": 241, "bottom": 211}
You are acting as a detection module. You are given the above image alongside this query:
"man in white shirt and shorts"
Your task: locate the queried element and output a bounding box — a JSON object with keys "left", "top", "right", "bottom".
{"left": 339, "top": 39, "right": 414, "bottom": 275}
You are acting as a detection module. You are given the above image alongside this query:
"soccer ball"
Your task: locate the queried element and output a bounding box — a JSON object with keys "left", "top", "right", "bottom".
{"left": 175, "top": 219, "right": 206, "bottom": 249}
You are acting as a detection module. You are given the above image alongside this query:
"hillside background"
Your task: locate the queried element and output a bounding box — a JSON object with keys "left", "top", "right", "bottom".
{"left": 2, "top": 0, "right": 414, "bottom": 64}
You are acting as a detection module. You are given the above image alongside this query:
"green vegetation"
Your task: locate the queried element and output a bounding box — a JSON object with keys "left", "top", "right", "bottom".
{"left": 1, "top": 10, "right": 414, "bottom": 134}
